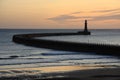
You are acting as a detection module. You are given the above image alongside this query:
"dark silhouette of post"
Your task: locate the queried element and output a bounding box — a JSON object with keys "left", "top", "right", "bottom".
{"left": 84, "top": 20, "right": 88, "bottom": 32}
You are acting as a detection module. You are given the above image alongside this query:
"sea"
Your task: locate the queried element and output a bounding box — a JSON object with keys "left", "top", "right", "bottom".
{"left": 0, "top": 29, "right": 120, "bottom": 77}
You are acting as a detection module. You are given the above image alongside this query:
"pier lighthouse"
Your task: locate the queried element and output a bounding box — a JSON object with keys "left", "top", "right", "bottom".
{"left": 78, "top": 20, "right": 91, "bottom": 35}
{"left": 84, "top": 20, "right": 88, "bottom": 32}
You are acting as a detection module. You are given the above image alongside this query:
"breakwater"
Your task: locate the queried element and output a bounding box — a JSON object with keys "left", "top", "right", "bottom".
{"left": 13, "top": 32, "right": 120, "bottom": 56}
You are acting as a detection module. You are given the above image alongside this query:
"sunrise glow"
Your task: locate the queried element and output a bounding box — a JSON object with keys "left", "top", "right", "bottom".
{"left": 0, "top": 0, "right": 120, "bottom": 29}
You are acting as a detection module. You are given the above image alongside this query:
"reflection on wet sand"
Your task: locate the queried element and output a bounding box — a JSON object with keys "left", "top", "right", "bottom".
{"left": 0, "top": 65, "right": 115, "bottom": 77}
{"left": 28, "top": 65, "right": 102, "bottom": 73}
{"left": 0, "top": 66, "right": 120, "bottom": 80}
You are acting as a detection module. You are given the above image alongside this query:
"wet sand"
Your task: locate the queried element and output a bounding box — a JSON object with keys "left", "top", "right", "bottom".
{"left": 39, "top": 68, "right": 120, "bottom": 80}
{"left": 0, "top": 65, "right": 120, "bottom": 80}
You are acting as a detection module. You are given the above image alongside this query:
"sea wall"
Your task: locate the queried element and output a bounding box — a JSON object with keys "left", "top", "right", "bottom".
{"left": 13, "top": 32, "right": 120, "bottom": 56}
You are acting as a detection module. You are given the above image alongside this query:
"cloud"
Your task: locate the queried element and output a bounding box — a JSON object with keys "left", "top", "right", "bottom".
{"left": 70, "top": 8, "right": 120, "bottom": 14}
{"left": 109, "top": 10, "right": 120, "bottom": 15}
{"left": 48, "top": 8, "right": 120, "bottom": 22}
{"left": 48, "top": 14, "right": 120, "bottom": 22}
{"left": 48, "top": 15, "right": 80, "bottom": 22}
{"left": 92, "top": 8, "right": 120, "bottom": 13}
{"left": 71, "top": 12, "right": 82, "bottom": 14}
{"left": 92, "top": 14, "right": 120, "bottom": 21}
{"left": 71, "top": 8, "right": 120, "bottom": 14}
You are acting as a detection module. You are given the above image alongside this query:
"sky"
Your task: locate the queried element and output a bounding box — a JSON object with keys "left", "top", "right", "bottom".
{"left": 0, "top": 0, "right": 120, "bottom": 29}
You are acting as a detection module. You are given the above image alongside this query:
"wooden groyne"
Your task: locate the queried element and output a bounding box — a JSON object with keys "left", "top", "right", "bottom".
{"left": 13, "top": 32, "right": 120, "bottom": 56}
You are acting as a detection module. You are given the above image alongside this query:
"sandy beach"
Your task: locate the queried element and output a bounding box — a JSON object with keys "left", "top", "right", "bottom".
{"left": 38, "top": 67, "right": 120, "bottom": 80}
{"left": 0, "top": 65, "right": 120, "bottom": 80}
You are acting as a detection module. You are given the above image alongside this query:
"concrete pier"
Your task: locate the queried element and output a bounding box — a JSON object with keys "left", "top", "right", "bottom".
{"left": 12, "top": 21, "right": 120, "bottom": 56}
{"left": 13, "top": 32, "right": 120, "bottom": 56}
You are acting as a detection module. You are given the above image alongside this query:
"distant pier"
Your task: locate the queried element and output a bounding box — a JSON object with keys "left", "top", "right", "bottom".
{"left": 12, "top": 20, "right": 120, "bottom": 56}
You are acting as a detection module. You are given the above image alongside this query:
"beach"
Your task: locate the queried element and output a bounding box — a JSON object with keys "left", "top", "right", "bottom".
{"left": 0, "top": 66, "right": 120, "bottom": 80}
{"left": 40, "top": 67, "right": 120, "bottom": 80}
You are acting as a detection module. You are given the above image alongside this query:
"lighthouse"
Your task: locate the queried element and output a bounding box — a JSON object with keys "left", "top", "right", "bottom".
{"left": 78, "top": 20, "right": 91, "bottom": 35}
{"left": 84, "top": 20, "right": 88, "bottom": 32}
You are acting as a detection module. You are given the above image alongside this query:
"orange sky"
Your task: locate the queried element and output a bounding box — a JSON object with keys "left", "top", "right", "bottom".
{"left": 0, "top": 0, "right": 120, "bottom": 29}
